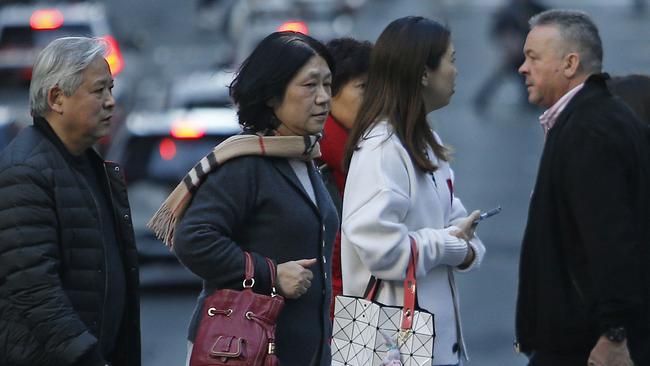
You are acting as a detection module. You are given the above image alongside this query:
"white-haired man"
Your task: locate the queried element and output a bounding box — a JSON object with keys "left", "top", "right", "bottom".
{"left": 0, "top": 37, "right": 140, "bottom": 366}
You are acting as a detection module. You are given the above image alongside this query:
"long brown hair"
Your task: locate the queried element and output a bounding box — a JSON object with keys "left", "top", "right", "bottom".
{"left": 343, "top": 16, "right": 451, "bottom": 172}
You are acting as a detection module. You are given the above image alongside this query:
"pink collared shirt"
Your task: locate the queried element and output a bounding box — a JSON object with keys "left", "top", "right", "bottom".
{"left": 539, "top": 83, "right": 585, "bottom": 137}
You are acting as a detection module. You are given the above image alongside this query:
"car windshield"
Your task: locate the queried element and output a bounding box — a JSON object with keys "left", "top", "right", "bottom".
{"left": 0, "top": 25, "right": 93, "bottom": 48}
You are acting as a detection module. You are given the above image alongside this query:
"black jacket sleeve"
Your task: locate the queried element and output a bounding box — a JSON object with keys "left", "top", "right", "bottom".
{"left": 561, "top": 117, "right": 644, "bottom": 333}
{"left": 0, "top": 164, "right": 99, "bottom": 365}
{"left": 173, "top": 157, "right": 274, "bottom": 295}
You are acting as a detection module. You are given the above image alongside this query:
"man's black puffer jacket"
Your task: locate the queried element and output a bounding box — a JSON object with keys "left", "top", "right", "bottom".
{"left": 0, "top": 117, "right": 141, "bottom": 366}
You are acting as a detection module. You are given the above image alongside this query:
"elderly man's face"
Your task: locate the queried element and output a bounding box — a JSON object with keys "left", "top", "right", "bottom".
{"left": 519, "top": 25, "right": 571, "bottom": 108}
{"left": 59, "top": 57, "right": 115, "bottom": 149}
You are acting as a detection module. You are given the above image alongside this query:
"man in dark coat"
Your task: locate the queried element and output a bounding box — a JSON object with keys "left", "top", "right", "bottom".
{"left": 0, "top": 37, "right": 140, "bottom": 366}
{"left": 516, "top": 10, "right": 650, "bottom": 366}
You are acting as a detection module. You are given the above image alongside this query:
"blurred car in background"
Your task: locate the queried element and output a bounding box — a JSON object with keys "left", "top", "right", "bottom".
{"left": 226, "top": 0, "right": 365, "bottom": 64}
{"left": 166, "top": 69, "right": 234, "bottom": 109}
{"left": 106, "top": 107, "right": 241, "bottom": 263}
{"left": 0, "top": 2, "right": 124, "bottom": 82}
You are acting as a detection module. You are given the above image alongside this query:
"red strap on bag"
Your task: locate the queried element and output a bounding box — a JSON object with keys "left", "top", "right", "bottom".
{"left": 362, "top": 237, "right": 419, "bottom": 332}
{"left": 265, "top": 257, "right": 279, "bottom": 297}
{"left": 243, "top": 252, "right": 255, "bottom": 288}
{"left": 401, "top": 238, "right": 418, "bottom": 331}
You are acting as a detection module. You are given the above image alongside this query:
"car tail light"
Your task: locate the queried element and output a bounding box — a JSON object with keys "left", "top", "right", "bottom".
{"left": 159, "top": 138, "right": 176, "bottom": 161}
{"left": 171, "top": 120, "right": 206, "bottom": 139}
{"left": 277, "top": 21, "right": 309, "bottom": 35}
{"left": 30, "top": 9, "right": 64, "bottom": 30}
{"left": 102, "top": 35, "right": 124, "bottom": 76}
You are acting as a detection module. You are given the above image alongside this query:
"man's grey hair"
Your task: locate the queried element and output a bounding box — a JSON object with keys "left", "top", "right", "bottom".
{"left": 29, "top": 37, "right": 108, "bottom": 117}
{"left": 530, "top": 9, "right": 603, "bottom": 74}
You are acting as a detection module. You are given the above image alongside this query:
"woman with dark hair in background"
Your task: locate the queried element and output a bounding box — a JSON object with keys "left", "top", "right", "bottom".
{"left": 341, "top": 17, "right": 486, "bottom": 365}
{"left": 162, "top": 31, "right": 338, "bottom": 366}
{"left": 318, "top": 37, "right": 372, "bottom": 318}
{"left": 608, "top": 74, "right": 650, "bottom": 125}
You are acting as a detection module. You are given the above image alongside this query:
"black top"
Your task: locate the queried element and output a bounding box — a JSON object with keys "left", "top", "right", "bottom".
{"left": 70, "top": 153, "right": 126, "bottom": 357}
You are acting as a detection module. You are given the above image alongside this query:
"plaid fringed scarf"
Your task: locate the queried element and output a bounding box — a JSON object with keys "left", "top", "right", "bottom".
{"left": 147, "top": 133, "right": 322, "bottom": 247}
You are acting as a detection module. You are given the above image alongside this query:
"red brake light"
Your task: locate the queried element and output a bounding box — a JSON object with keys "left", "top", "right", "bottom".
{"left": 170, "top": 120, "right": 206, "bottom": 139}
{"left": 277, "top": 21, "right": 309, "bottom": 35}
{"left": 102, "top": 35, "right": 124, "bottom": 76}
{"left": 159, "top": 138, "right": 176, "bottom": 161}
{"left": 30, "top": 9, "right": 64, "bottom": 30}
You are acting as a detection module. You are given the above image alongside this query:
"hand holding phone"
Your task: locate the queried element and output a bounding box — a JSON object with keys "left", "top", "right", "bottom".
{"left": 473, "top": 206, "right": 502, "bottom": 225}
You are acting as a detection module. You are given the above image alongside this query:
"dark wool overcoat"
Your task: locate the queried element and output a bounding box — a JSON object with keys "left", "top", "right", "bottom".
{"left": 516, "top": 74, "right": 650, "bottom": 364}
{"left": 174, "top": 154, "right": 338, "bottom": 366}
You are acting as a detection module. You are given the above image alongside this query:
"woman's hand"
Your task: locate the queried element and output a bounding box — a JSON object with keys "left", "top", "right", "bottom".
{"left": 276, "top": 259, "right": 317, "bottom": 299}
{"left": 449, "top": 210, "right": 481, "bottom": 242}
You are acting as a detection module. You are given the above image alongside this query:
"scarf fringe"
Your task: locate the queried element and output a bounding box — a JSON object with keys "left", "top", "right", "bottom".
{"left": 147, "top": 183, "right": 191, "bottom": 248}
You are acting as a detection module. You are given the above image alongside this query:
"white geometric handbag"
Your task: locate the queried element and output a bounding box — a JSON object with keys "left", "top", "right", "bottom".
{"left": 331, "top": 238, "right": 435, "bottom": 366}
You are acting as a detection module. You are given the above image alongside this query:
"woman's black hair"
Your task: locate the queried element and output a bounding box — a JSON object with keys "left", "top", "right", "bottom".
{"left": 326, "top": 38, "right": 372, "bottom": 96}
{"left": 229, "top": 31, "right": 335, "bottom": 133}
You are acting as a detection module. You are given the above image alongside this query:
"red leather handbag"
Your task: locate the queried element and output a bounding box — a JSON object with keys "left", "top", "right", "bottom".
{"left": 190, "top": 252, "right": 285, "bottom": 366}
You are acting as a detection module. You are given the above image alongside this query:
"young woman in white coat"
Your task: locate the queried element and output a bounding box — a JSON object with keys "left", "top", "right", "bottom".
{"left": 341, "top": 16, "right": 486, "bottom": 366}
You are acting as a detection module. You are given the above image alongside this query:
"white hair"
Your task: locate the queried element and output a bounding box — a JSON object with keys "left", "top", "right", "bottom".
{"left": 29, "top": 37, "right": 108, "bottom": 117}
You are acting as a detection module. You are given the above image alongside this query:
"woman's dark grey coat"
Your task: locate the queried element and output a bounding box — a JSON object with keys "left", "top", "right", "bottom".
{"left": 173, "top": 155, "right": 338, "bottom": 366}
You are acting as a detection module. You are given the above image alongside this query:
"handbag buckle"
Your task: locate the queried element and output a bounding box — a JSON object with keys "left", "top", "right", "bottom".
{"left": 268, "top": 342, "right": 276, "bottom": 354}
{"left": 242, "top": 278, "right": 255, "bottom": 288}
{"left": 210, "top": 336, "right": 244, "bottom": 360}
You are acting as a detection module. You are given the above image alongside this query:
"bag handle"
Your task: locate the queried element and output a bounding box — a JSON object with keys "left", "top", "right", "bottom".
{"left": 243, "top": 252, "right": 279, "bottom": 297}
{"left": 362, "top": 237, "right": 419, "bottom": 332}
{"left": 243, "top": 252, "right": 255, "bottom": 288}
{"left": 401, "top": 238, "right": 418, "bottom": 331}
{"left": 265, "top": 257, "right": 279, "bottom": 297}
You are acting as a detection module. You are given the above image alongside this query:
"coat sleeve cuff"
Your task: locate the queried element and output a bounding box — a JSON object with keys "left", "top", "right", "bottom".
{"left": 72, "top": 346, "right": 107, "bottom": 366}
{"left": 455, "top": 237, "right": 485, "bottom": 273}
{"left": 61, "top": 331, "right": 99, "bottom": 365}
{"left": 251, "top": 252, "right": 275, "bottom": 296}
{"left": 438, "top": 226, "right": 469, "bottom": 267}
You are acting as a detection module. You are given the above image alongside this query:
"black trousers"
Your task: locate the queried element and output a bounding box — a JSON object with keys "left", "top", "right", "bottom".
{"left": 527, "top": 351, "right": 588, "bottom": 366}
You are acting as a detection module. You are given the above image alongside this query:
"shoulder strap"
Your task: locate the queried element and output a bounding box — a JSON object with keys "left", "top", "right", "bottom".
{"left": 362, "top": 237, "right": 419, "bottom": 329}
{"left": 401, "top": 238, "right": 419, "bottom": 331}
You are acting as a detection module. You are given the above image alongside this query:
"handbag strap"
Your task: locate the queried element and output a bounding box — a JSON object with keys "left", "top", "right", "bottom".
{"left": 243, "top": 252, "right": 255, "bottom": 288}
{"left": 243, "top": 252, "right": 279, "bottom": 297}
{"left": 401, "top": 238, "right": 418, "bottom": 331}
{"left": 362, "top": 237, "right": 419, "bottom": 332}
{"left": 265, "top": 257, "right": 279, "bottom": 297}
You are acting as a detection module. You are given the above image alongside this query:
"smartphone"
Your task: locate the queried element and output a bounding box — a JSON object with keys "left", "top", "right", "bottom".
{"left": 473, "top": 206, "right": 502, "bottom": 225}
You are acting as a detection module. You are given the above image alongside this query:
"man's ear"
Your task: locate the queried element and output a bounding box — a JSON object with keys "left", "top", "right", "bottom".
{"left": 563, "top": 53, "right": 581, "bottom": 78}
{"left": 47, "top": 86, "right": 64, "bottom": 114}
